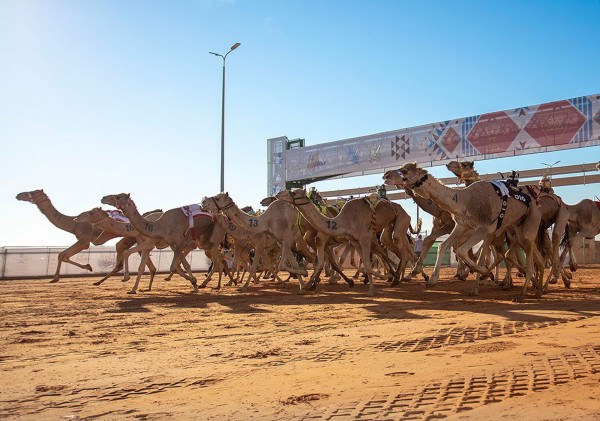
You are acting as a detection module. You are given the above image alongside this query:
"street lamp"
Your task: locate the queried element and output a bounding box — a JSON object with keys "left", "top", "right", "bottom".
{"left": 210, "top": 42, "right": 241, "bottom": 193}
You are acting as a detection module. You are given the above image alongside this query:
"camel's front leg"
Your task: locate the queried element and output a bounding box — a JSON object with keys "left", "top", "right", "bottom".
{"left": 427, "top": 224, "right": 471, "bottom": 287}
{"left": 52, "top": 240, "right": 92, "bottom": 282}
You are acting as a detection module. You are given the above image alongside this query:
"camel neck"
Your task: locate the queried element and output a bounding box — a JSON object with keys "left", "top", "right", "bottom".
{"left": 36, "top": 199, "right": 78, "bottom": 234}
{"left": 292, "top": 199, "right": 341, "bottom": 237}
{"left": 413, "top": 175, "right": 459, "bottom": 211}
{"left": 120, "top": 201, "right": 161, "bottom": 240}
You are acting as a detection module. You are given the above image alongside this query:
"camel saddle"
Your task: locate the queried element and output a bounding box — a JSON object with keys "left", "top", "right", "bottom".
{"left": 106, "top": 209, "right": 129, "bottom": 223}
{"left": 524, "top": 185, "right": 563, "bottom": 207}
{"left": 489, "top": 180, "right": 532, "bottom": 229}
{"left": 181, "top": 204, "right": 215, "bottom": 240}
{"left": 364, "top": 193, "right": 385, "bottom": 211}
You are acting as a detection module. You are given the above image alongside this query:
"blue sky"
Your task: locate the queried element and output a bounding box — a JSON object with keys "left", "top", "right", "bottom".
{"left": 1, "top": 0, "right": 599, "bottom": 247}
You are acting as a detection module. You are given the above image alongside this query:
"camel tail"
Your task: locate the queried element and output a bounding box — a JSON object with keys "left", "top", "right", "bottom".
{"left": 409, "top": 218, "right": 423, "bottom": 234}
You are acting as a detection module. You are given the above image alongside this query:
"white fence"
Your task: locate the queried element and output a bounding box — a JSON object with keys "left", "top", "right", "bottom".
{"left": 0, "top": 246, "right": 210, "bottom": 279}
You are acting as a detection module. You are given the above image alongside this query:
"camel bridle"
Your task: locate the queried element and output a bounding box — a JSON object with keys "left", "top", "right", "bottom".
{"left": 27, "top": 191, "right": 49, "bottom": 205}
{"left": 287, "top": 191, "right": 311, "bottom": 207}
{"left": 211, "top": 197, "right": 234, "bottom": 213}
{"left": 400, "top": 170, "right": 429, "bottom": 189}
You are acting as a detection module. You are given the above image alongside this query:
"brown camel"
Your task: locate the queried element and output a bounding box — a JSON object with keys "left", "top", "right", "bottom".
{"left": 274, "top": 189, "right": 419, "bottom": 295}
{"left": 74, "top": 207, "right": 195, "bottom": 293}
{"left": 396, "top": 163, "right": 545, "bottom": 300}
{"left": 561, "top": 198, "right": 600, "bottom": 272}
{"left": 451, "top": 161, "right": 569, "bottom": 290}
{"left": 101, "top": 194, "right": 216, "bottom": 292}
{"left": 201, "top": 193, "right": 316, "bottom": 292}
{"left": 383, "top": 169, "right": 459, "bottom": 282}
{"left": 260, "top": 195, "right": 354, "bottom": 288}
{"left": 16, "top": 189, "right": 117, "bottom": 282}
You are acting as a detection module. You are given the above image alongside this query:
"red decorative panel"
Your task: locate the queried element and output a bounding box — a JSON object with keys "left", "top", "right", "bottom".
{"left": 524, "top": 100, "right": 586, "bottom": 146}
{"left": 440, "top": 127, "right": 460, "bottom": 154}
{"left": 466, "top": 111, "right": 520, "bottom": 154}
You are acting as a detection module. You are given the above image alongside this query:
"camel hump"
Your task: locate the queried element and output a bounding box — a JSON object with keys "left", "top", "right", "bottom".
{"left": 364, "top": 193, "right": 384, "bottom": 211}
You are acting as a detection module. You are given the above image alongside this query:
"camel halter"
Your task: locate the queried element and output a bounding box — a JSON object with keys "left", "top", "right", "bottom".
{"left": 287, "top": 191, "right": 311, "bottom": 207}
{"left": 28, "top": 192, "right": 50, "bottom": 205}
{"left": 211, "top": 197, "right": 234, "bottom": 212}
{"left": 401, "top": 171, "right": 429, "bottom": 189}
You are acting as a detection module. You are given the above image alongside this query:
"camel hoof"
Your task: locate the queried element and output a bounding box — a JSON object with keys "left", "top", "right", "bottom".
{"left": 50, "top": 279, "right": 60, "bottom": 283}
{"left": 549, "top": 278, "right": 558, "bottom": 285}
{"left": 84, "top": 264, "right": 93, "bottom": 272}
{"left": 212, "top": 286, "right": 221, "bottom": 291}
{"left": 93, "top": 281, "right": 102, "bottom": 286}
{"left": 198, "top": 284, "right": 207, "bottom": 289}
{"left": 513, "top": 295, "right": 525, "bottom": 303}
{"left": 391, "top": 279, "right": 400, "bottom": 287}
{"left": 127, "top": 290, "right": 137, "bottom": 295}
{"left": 121, "top": 278, "right": 130, "bottom": 283}
{"left": 516, "top": 272, "right": 525, "bottom": 278}
{"left": 239, "top": 287, "right": 249, "bottom": 292}
{"left": 563, "top": 279, "right": 571, "bottom": 289}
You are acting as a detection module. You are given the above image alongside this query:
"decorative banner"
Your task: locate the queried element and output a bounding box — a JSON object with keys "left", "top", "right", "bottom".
{"left": 268, "top": 93, "right": 600, "bottom": 195}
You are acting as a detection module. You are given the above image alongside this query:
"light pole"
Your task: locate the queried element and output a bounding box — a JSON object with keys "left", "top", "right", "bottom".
{"left": 210, "top": 42, "right": 241, "bottom": 193}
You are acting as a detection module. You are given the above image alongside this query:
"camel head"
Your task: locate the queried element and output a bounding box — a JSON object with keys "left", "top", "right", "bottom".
{"left": 446, "top": 161, "right": 478, "bottom": 185}
{"left": 201, "top": 192, "right": 234, "bottom": 213}
{"left": 16, "top": 189, "right": 48, "bottom": 204}
{"left": 382, "top": 169, "right": 404, "bottom": 188}
{"left": 274, "top": 188, "right": 310, "bottom": 206}
{"left": 396, "top": 163, "right": 429, "bottom": 188}
{"left": 101, "top": 193, "right": 133, "bottom": 211}
{"left": 260, "top": 196, "right": 277, "bottom": 207}
{"left": 75, "top": 207, "right": 107, "bottom": 224}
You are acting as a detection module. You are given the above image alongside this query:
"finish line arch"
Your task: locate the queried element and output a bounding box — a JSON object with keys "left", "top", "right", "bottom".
{"left": 267, "top": 93, "right": 600, "bottom": 196}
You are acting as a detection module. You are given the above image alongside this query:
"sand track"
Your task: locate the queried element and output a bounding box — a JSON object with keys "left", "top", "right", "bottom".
{"left": 1, "top": 266, "right": 599, "bottom": 420}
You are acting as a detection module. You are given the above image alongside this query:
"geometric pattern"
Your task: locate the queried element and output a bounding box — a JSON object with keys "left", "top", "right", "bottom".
{"left": 391, "top": 135, "right": 410, "bottom": 160}
{"left": 467, "top": 111, "right": 521, "bottom": 154}
{"left": 440, "top": 127, "right": 461, "bottom": 155}
{"left": 276, "top": 93, "right": 599, "bottom": 185}
{"left": 524, "top": 100, "right": 587, "bottom": 147}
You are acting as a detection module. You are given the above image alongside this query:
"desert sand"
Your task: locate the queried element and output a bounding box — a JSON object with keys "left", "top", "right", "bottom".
{"left": 1, "top": 266, "right": 599, "bottom": 420}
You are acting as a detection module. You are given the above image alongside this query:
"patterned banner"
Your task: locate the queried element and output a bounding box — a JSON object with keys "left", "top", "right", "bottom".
{"left": 268, "top": 94, "right": 600, "bottom": 194}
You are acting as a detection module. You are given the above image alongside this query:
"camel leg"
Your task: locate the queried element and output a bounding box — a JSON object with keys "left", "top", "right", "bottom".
{"left": 52, "top": 240, "right": 92, "bottom": 282}
{"left": 427, "top": 224, "right": 471, "bottom": 287}
{"left": 169, "top": 244, "right": 197, "bottom": 292}
{"left": 354, "top": 237, "right": 378, "bottom": 296}
{"left": 128, "top": 250, "right": 151, "bottom": 294}
{"left": 412, "top": 222, "right": 453, "bottom": 281}
{"left": 451, "top": 227, "right": 493, "bottom": 296}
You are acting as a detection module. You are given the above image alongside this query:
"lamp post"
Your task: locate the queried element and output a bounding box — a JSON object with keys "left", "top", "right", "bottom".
{"left": 210, "top": 42, "right": 241, "bottom": 193}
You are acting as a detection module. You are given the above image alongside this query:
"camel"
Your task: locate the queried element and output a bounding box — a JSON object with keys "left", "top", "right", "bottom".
{"left": 274, "top": 189, "right": 419, "bottom": 295}
{"left": 450, "top": 161, "right": 569, "bottom": 291}
{"left": 201, "top": 193, "right": 316, "bottom": 292}
{"left": 260, "top": 194, "right": 354, "bottom": 287}
{"left": 101, "top": 194, "right": 216, "bottom": 292}
{"left": 74, "top": 207, "right": 194, "bottom": 294}
{"left": 383, "top": 169, "right": 458, "bottom": 282}
{"left": 396, "top": 163, "right": 545, "bottom": 300}
{"left": 15, "top": 189, "right": 117, "bottom": 282}
{"left": 560, "top": 198, "right": 600, "bottom": 273}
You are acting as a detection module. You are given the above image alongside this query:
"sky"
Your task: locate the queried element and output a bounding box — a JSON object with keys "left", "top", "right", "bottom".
{"left": 1, "top": 0, "right": 599, "bottom": 247}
